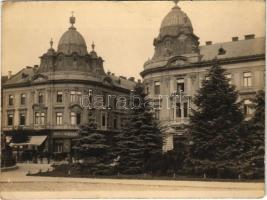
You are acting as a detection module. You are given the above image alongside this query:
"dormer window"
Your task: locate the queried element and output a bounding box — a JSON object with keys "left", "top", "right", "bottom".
{"left": 218, "top": 47, "right": 226, "bottom": 55}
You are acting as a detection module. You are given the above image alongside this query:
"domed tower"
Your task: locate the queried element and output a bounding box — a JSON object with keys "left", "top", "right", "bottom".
{"left": 144, "top": 2, "right": 199, "bottom": 70}
{"left": 38, "top": 14, "right": 105, "bottom": 77}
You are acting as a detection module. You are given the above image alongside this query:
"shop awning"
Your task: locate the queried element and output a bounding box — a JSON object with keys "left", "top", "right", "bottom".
{"left": 28, "top": 136, "right": 47, "bottom": 146}
{"left": 10, "top": 135, "right": 47, "bottom": 147}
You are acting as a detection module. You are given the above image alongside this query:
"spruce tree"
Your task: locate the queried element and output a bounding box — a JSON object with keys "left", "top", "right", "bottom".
{"left": 116, "top": 82, "right": 163, "bottom": 174}
{"left": 187, "top": 63, "right": 244, "bottom": 178}
{"left": 72, "top": 120, "right": 113, "bottom": 175}
{"left": 241, "top": 90, "right": 265, "bottom": 179}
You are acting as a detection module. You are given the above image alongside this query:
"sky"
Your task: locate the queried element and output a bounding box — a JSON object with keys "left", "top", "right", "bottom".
{"left": 2, "top": 1, "right": 265, "bottom": 79}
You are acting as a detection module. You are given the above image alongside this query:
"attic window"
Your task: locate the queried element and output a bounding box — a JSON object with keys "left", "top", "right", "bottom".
{"left": 21, "top": 73, "right": 28, "bottom": 79}
{"left": 218, "top": 47, "right": 226, "bottom": 55}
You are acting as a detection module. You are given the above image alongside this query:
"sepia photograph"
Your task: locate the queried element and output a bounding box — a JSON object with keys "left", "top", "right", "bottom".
{"left": 0, "top": 0, "right": 265, "bottom": 199}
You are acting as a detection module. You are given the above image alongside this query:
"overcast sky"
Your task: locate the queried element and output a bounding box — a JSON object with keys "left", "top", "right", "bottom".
{"left": 2, "top": 1, "right": 265, "bottom": 79}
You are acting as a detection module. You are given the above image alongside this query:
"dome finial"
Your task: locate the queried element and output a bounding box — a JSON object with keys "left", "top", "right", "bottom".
{"left": 69, "top": 11, "right": 75, "bottom": 27}
{"left": 173, "top": 0, "right": 180, "bottom": 9}
{"left": 50, "top": 38, "right": 53, "bottom": 48}
{"left": 92, "top": 41, "right": 95, "bottom": 51}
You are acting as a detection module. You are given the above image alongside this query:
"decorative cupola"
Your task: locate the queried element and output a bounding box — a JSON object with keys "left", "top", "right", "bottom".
{"left": 57, "top": 12, "right": 88, "bottom": 56}
{"left": 38, "top": 39, "right": 56, "bottom": 73}
{"left": 37, "top": 13, "right": 105, "bottom": 77}
{"left": 152, "top": 1, "right": 199, "bottom": 60}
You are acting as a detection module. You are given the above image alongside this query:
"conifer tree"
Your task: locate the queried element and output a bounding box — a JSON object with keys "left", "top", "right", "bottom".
{"left": 241, "top": 90, "right": 265, "bottom": 179}
{"left": 187, "top": 62, "right": 244, "bottom": 178}
{"left": 116, "top": 82, "right": 163, "bottom": 174}
{"left": 72, "top": 119, "right": 113, "bottom": 175}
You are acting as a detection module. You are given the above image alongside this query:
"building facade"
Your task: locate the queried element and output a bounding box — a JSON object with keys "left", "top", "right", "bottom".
{"left": 2, "top": 15, "right": 136, "bottom": 154}
{"left": 140, "top": 4, "right": 265, "bottom": 152}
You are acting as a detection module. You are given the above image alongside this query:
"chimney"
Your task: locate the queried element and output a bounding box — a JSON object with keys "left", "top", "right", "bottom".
{"left": 8, "top": 71, "right": 12, "bottom": 79}
{"left": 205, "top": 41, "right": 212, "bottom": 45}
{"left": 107, "top": 71, "right": 111, "bottom": 75}
{"left": 111, "top": 73, "right": 114, "bottom": 76}
{"left": 244, "top": 34, "right": 255, "bottom": 40}
{"left": 128, "top": 77, "right": 135, "bottom": 82}
{"left": 232, "top": 37, "right": 239, "bottom": 41}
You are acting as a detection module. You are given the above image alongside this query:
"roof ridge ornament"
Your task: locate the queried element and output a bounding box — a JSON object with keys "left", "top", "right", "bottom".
{"left": 50, "top": 38, "right": 53, "bottom": 48}
{"left": 173, "top": 0, "right": 180, "bottom": 9}
{"left": 69, "top": 11, "right": 76, "bottom": 29}
{"left": 92, "top": 41, "right": 95, "bottom": 51}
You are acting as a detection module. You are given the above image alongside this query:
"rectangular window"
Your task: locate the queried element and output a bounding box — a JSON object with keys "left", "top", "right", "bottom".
{"left": 38, "top": 93, "right": 44, "bottom": 104}
{"left": 177, "top": 78, "right": 185, "bottom": 92}
{"left": 76, "top": 113, "right": 81, "bottom": 125}
{"left": 244, "top": 99, "right": 254, "bottom": 116}
{"left": 225, "top": 73, "right": 232, "bottom": 85}
{"left": 70, "top": 112, "right": 81, "bottom": 125}
{"left": 8, "top": 95, "right": 14, "bottom": 106}
{"left": 70, "top": 91, "right": 81, "bottom": 102}
{"left": 176, "top": 103, "right": 188, "bottom": 118}
{"left": 21, "top": 94, "right": 26, "bottom": 105}
{"left": 57, "top": 91, "right": 63, "bottom": 103}
{"left": 54, "top": 143, "right": 63, "bottom": 153}
{"left": 176, "top": 103, "right": 181, "bottom": 118}
{"left": 243, "top": 72, "right": 252, "bottom": 87}
{"left": 56, "top": 112, "right": 63, "bottom": 125}
{"left": 70, "top": 112, "right": 76, "bottom": 125}
{"left": 8, "top": 114, "right": 13, "bottom": 126}
{"left": 70, "top": 91, "right": 76, "bottom": 102}
{"left": 35, "top": 112, "right": 40, "bottom": 124}
{"left": 19, "top": 114, "right": 26, "bottom": 126}
{"left": 102, "top": 113, "right": 106, "bottom": 127}
{"left": 40, "top": 112, "right": 45, "bottom": 125}
{"left": 154, "top": 81, "right": 160, "bottom": 95}
{"left": 155, "top": 109, "right": 160, "bottom": 120}
{"left": 113, "top": 118, "right": 117, "bottom": 129}
{"left": 184, "top": 102, "right": 188, "bottom": 118}
{"left": 77, "top": 91, "right": 82, "bottom": 102}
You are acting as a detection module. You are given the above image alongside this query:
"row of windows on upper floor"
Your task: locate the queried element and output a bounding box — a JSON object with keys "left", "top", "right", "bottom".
{"left": 153, "top": 98, "right": 254, "bottom": 121}
{"left": 6, "top": 111, "right": 120, "bottom": 129}
{"left": 150, "top": 71, "right": 254, "bottom": 95}
{"left": 7, "top": 91, "right": 82, "bottom": 106}
{"left": 7, "top": 91, "right": 124, "bottom": 108}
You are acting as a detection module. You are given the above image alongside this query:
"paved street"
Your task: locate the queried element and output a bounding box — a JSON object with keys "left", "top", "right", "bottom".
{"left": 0, "top": 163, "right": 264, "bottom": 199}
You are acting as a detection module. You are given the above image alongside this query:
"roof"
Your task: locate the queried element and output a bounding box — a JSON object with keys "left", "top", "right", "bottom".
{"left": 199, "top": 37, "right": 265, "bottom": 61}
{"left": 4, "top": 67, "right": 35, "bottom": 85}
{"left": 57, "top": 27, "right": 88, "bottom": 56}
{"left": 143, "top": 37, "right": 265, "bottom": 71}
{"left": 108, "top": 74, "right": 136, "bottom": 91}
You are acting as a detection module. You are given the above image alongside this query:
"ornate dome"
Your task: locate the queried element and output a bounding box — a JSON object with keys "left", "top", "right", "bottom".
{"left": 159, "top": 5, "right": 193, "bottom": 38}
{"left": 57, "top": 16, "right": 88, "bottom": 55}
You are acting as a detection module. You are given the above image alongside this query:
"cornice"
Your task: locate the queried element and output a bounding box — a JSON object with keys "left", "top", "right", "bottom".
{"left": 140, "top": 54, "right": 265, "bottom": 77}
{"left": 3, "top": 78, "right": 131, "bottom": 93}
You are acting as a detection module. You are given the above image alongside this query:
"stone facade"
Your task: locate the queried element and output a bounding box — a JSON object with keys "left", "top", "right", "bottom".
{"left": 2, "top": 15, "right": 136, "bottom": 154}
{"left": 140, "top": 4, "right": 265, "bottom": 152}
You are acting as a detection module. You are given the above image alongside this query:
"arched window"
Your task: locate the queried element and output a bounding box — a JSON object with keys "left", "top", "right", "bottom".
{"left": 70, "top": 112, "right": 81, "bottom": 125}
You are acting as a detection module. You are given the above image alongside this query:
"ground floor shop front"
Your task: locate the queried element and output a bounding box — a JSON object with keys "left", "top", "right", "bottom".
{"left": 3, "top": 129, "right": 80, "bottom": 162}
